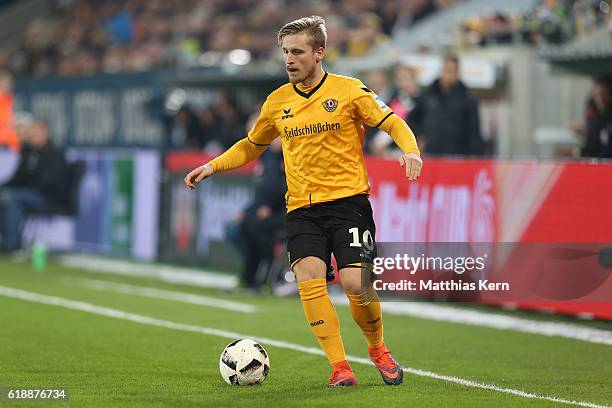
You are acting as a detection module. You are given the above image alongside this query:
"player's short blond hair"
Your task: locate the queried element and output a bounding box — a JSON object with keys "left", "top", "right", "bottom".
{"left": 277, "top": 15, "right": 327, "bottom": 50}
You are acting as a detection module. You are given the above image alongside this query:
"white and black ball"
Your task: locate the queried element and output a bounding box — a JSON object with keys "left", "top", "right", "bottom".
{"left": 219, "top": 339, "right": 270, "bottom": 385}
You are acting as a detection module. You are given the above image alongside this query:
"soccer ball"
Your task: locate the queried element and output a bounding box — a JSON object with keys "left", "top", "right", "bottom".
{"left": 219, "top": 339, "right": 270, "bottom": 385}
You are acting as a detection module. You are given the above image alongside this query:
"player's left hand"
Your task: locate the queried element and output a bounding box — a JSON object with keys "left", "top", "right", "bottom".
{"left": 399, "top": 153, "right": 422, "bottom": 181}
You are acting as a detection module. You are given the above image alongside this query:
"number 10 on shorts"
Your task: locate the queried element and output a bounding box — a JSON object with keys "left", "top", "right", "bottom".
{"left": 348, "top": 227, "right": 374, "bottom": 250}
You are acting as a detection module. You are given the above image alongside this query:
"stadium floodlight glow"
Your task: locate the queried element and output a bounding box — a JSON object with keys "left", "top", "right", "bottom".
{"left": 227, "top": 49, "right": 251, "bottom": 66}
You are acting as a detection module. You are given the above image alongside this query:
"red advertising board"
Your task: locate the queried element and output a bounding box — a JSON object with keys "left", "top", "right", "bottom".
{"left": 365, "top": 157, "right": 612, "bottom": 320}
{"left": 367, "top": 158, "right": 496, "bottom": 243}
{"left": 366, "top": 157, "right": 612, "bottom": 243}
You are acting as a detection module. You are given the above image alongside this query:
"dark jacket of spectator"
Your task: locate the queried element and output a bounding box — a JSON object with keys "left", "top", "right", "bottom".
{"left": 173, "top": 106, "right": 207, "bottom": 149}
{"left": 583, "top": 96, "right": 612, "bottom": 158}
{"left": 5, "top": 142, "right": 69, "bottom": 206}
{"left": 226, "top": 142, "right": 286, "bottom": 289}
{"left": 246, "top": 148, "right": 286, "bottom": 215}
{"left": 411, "top": 78, "right": 482, "bottom": 156}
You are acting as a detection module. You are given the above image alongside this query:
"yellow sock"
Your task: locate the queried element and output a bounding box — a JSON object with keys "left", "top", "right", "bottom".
{"left": 298, "top": 278, "right": 346, "bottom": 365}
{"left": 346, "top": 286, "right": 383, "bottom": 348}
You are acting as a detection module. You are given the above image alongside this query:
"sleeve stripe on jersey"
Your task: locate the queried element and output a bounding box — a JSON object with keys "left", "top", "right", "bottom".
{"left": 247, "top": 136, "right": 271, "bottom": 147}
{"left": 374, "top": 111, "right": 394, "bottom": 128}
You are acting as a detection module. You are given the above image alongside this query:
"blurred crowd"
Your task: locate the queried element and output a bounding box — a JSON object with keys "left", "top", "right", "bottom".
{"left": 0, "top": 0, "right": 463, "bottom": 77}
{"left": 461, "top": 0, "right": 611, "bottom": 47}
{"left": 168, "top": 92, "right": 248, "bottom": 152}
{"left": 3, "top": 61, "right": 610, "bottom": 160}
{"left": 0, "top": 71, "right": 72, "bottom": 253}
{"left": 360, "top": 56, "right": 483, "bottom": 157}
{"left": 165, "top": 55, "right": 484, "bottom": 158}
{"left": 167, "top": 58, "right": 612, "bottom": 159}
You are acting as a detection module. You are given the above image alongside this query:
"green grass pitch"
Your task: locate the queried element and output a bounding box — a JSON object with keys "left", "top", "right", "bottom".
{"left": 0, "top": 257, "right": 611, "bottom": 407}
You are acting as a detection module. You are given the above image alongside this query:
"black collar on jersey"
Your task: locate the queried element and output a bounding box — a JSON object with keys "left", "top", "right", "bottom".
{"left": 293, "top": 71, "right": 328, "bottom": 99}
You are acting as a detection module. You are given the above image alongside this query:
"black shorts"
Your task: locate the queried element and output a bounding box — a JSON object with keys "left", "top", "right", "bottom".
{"left": 286, "top": 194, "right": 377, "bottom": 271}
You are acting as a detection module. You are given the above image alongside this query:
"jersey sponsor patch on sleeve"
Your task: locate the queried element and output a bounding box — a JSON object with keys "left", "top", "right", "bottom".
{"left": 373, "top": 94, "right": 390, "bottom": 111}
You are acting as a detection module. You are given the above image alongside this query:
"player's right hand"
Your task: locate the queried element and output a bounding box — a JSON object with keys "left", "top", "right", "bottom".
{"left": 399, "top": 152, "right": 423, "bottom": 181}
{"left": 184, "top": 163, "right": 214, "bottom": 190}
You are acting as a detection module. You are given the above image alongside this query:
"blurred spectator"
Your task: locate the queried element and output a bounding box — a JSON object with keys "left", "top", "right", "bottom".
{"left": 378, "top": 0, "right": 402, "bottom": 35}
{"left": 226, "top": 112, "right": 286, "bottom": 290}
{"left": 392, "top": 0, "right": 462, "bottom": 32}
{"left": 0, "top": 70, "right": 20, "bottom": 151}
{"left": 210, "top": 93, "right": 247, "bottom": 150}
{"left": 389, "top": 64, "right": 422, "bottom": 122}
{"left": 13, "top": 112, "right": 35, "bottom": 146}
{"left": 411, "top": 54, "right": 483, "bottom": 156}
{"left": 460, "top": 0, "right": 611, "bottom": 48}
{"left": 525, "top": 0, "right": 572, "bottom": 44}
{"left": 393, "top": 0, "right": 437, "bottom": 30}
{"left": 170, "top": 105, "right": 207, "bottom": 149}
{"left": 346, "top": 13, "right": 389, "bottom": 57}
{"left": 365, "top": 68, "right": 395, "bottom": 103}
{"left": 105, "top": 8, "right": 134, "bottom": 45}
{"left": 582, "top": 77, "right": 612, "bottom": 158}
{"left": 0, "top": 120, "right": 69, "bottom": 252}
{"left": 363, "top": 68, "right": 395, "bottom": 154}
{"left": 320, "top": 15, "right": 348, "bottom": 62}
{"left": 370, "top": 64, "right": 422, "bottom": 156}
{"left": 461, "top": 12, "right": 516, "bottom": 47}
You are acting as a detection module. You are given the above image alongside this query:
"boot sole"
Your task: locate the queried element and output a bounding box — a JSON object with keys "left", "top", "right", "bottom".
{"left": 329, "top": 379, "right": 357, "bottom": 386}
{"left": 380, "top": 367, "right": 403, "bottom": 385}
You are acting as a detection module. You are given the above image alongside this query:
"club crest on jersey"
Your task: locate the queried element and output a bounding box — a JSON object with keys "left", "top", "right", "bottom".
{"left": 322, "top": 98, "right": 338, "bottom": 112}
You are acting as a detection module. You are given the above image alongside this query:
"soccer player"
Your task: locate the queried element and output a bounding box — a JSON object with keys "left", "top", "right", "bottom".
{"left": 184, "top": 16, "right": 422, "bottom": 386}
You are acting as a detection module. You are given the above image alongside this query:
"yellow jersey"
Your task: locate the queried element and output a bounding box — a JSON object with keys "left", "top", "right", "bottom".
{"left": 211, "top": 72, "right": 419, "bottom": 212}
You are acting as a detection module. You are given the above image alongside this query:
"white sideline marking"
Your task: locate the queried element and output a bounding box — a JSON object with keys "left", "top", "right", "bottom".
{"left": 0, "top": 285, "right": 609, "bottom": 408}
{"left": 329, "top": 294, "right": 612, "bottom": 347}
{"left": 59, "top": 255, "right": 612, "bottom": 347}
{"left": 67, "top": 278, "right": 256, "bottom": 314}
{"left": 59, "top": 255, "right": 236, "bottom": 289}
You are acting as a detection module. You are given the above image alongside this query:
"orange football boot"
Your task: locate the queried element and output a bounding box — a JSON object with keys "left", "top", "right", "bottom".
{"left": 368, "top": 342, "right": 404, "bottom": 385}
{"left": 328, "top": 360, "right": 358, "bottom": 386}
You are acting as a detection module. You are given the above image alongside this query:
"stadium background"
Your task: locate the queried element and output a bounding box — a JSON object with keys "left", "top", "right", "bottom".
{"left": 0, "top": 1, "right": 611, "bottom": 406}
